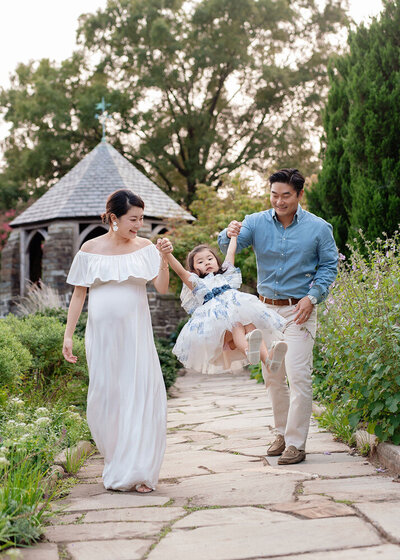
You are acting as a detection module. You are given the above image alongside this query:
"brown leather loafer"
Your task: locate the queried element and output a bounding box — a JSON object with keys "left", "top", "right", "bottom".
{"left": 266, "top": 434, "right": 285, "bottom": 456}
{"left": 278, "top": 445, "right": 306, "bottom": 464}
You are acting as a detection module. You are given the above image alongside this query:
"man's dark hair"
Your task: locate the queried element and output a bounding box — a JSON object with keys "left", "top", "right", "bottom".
{"left": 268, "top": 168, "right": 305, "bottom": 195}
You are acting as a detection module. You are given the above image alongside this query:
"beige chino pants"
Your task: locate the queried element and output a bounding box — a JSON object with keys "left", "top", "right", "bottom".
{"left": 261, "top": 304, "right": 317, "bottom": 451}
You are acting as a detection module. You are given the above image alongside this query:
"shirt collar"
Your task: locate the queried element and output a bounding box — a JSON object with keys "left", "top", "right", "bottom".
{"left": 271, "top": 204, "right": 304, "bottom": 223}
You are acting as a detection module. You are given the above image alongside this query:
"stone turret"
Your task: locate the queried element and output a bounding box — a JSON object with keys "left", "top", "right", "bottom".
{"left": 0, "top": 141, "right": 192, "bottom": 334}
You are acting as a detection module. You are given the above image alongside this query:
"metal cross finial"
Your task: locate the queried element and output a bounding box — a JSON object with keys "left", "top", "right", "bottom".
{"left": 95, "top": 97, "right": 112, "bottom": 142}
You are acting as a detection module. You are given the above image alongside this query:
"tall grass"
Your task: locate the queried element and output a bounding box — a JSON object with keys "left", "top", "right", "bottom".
{"left": 0, "top": 449, "right": 52, "bottom": 550}
{"left": 0, "top": 396, "right": 91, "bottom": 550}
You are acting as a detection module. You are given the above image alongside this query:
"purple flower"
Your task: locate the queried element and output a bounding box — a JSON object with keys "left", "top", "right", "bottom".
{"left": 323, "top": 309, "right": 329, "bottom": 316}
{"left": 374, "top": 281, "right": 379, "bottom": 289}
{"left": 339, "top": 253, "right": 346, "bottom": 261}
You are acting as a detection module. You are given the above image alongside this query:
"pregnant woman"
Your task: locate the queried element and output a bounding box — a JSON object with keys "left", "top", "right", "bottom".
{"left": 62, "top": 189, "right": 171, "bottom": 493}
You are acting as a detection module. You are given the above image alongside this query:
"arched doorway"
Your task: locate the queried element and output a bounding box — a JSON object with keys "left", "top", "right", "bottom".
{"left": 79, "top": 224, "right": 108, "bottom": 248}
{"left": 28, "top": 231, "right": 45, "bottom": 284}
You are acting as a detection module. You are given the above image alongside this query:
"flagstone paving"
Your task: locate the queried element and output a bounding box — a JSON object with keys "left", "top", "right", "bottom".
{"left": 8, "top": 369, "right": 400, "bottom": 559}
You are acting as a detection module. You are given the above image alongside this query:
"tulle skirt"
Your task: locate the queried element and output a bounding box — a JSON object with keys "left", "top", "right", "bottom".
{"left": 173, "top": 289, "right": 286, "bottom": 374}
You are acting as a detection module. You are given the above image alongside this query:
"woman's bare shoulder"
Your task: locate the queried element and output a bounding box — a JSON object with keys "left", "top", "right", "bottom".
{"left": 80, "top": 235, "right": 108, "bottom": 253}
{"left": 137, "top": 237, "right": 152, "bottom": 248}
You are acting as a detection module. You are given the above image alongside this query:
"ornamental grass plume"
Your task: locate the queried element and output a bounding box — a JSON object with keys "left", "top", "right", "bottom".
{"left": 14, "top": 281, "right": 64, "bottom": 316}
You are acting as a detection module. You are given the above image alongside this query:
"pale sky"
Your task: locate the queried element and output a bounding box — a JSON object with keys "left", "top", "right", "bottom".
{"left": 0, "top": 0, "right": 384, "bottom": 143}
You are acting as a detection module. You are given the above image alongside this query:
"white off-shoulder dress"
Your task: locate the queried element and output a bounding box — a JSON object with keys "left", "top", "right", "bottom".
{"left": 173, "top": 262, "right": 286, "bottom": 374}
{"left": 67, "top": 243, "right": 167, "bottom": 491}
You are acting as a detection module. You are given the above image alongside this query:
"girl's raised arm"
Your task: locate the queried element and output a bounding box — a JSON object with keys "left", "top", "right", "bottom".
{"left": 226, "top": 235, "right": 238, "bottom": 266}
{"left": 165, "top": 253, "right": 194, "bottom": 289}
{"left": 157, "top": 238, "right": 194, "bottom": 289}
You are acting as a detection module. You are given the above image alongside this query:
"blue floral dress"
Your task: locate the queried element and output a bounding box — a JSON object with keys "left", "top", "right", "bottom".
{"left": 173, "top": 262, "right": 286, "bottom": 374}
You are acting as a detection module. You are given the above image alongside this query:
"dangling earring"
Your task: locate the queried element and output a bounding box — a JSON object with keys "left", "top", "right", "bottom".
{"left": 112, "top": 221, "right": 118, "bottom": 232}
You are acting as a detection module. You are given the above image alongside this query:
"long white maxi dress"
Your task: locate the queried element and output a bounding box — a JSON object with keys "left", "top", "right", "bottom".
{"left": 67, "top": 243, "right": 167, "bottom": 491}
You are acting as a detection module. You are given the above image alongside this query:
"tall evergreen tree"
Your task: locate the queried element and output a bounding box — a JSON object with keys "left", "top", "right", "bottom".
{"left": 306, "top": 58, "right": 351, "bottom": 249}
{"left": 308, "top": 0, "right": 400, "bottom": 248}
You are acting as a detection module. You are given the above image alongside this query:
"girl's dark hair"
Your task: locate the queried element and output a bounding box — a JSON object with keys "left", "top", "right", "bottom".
{"left": 101, "top": 189, "right": 145, "bottom": 224}
{"left": 186, "top": 244, "right": 225, "bottom": 278}
{"left": 268, "top": 168, "right": 305, "bottom": 195}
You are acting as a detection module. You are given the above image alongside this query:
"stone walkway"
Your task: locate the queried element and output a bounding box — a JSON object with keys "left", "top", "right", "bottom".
{"left": 12, "top": 370, "right": 400, "bottom": 559}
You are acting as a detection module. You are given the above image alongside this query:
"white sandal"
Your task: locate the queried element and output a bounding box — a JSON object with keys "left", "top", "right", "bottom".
{"left": 265, "top": 341, "right": 288, "bottom": 373}
{"left": 245, "top": 329, "right": 263, "bottom": 365}
{"left": 135, "top": 484, "right": 153, "bottom": 493}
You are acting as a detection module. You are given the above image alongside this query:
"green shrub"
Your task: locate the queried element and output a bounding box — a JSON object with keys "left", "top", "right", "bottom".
{"left": 313, "top": 232, "right": 400, "bottom": 444}
{"left": 154, "top": 337, "right": 180, "bottom": 390}
{"left": 36, "top": 307, "right": 88, "bottom": 339}
{"left": 1, "top": 314, "right": 88, "bottom": 406}
{"left": 249, "top": 363, "right": 263, "bottom": 383}
{"left": 0, "top": 323, "right": 32, "bottom": 389}
{"left": 315, "top": 404, "right": 355, "bottom": 446}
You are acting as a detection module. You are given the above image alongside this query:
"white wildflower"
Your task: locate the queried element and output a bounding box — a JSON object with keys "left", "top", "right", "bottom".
{"left": 35, "top": 407, "right": 49, "bottom": 417}
{"left": 35, "top": 416, "right": 51, "bottom": 426}
{"left": 6, "top": 419, "right": 16, "bottom": 426}
{"left": 0, "top": 456, "right": 10, "bottom": 467}
{"left": 16, "top": 412, "right": 25, "bottom": 421}
{"left": 16, "top": 422, "right": 27, "bottom": 428}
{"left": 10, "top": 397, "right": 24, "bottom": 405}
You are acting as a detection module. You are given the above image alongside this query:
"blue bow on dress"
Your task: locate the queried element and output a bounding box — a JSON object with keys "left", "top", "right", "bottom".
{"left": 203, "top": 284, "right": 231, "bottom": 304}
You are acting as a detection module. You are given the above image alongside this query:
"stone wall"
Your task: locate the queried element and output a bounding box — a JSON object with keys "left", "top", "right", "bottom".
{"left": 1, "top": 220, "right": 187, "bottom": 336}
{"left": 0, "top": 230, "right": 21, "bottom": 316}
{"left": 42, "top": 222, "right": 77, "bottom": 296}
{"left": 148, "top": 289, "right": 187, "bottom": 338}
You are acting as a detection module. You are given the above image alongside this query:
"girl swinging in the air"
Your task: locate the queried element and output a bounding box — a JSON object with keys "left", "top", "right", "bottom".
{"left": 158, "top": 235, "right": 288, "bottom": 375}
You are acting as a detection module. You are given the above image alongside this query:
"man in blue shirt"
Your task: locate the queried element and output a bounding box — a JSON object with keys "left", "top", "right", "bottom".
{"left": 218, "top": 168, "right": 338, "bottom": 464}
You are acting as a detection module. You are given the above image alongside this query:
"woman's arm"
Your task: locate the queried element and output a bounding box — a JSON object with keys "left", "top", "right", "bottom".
{"left": 156, "top": 238, "right": 193, "bottom": 289}
{"left": 63, "top": 286, "right": 87, "bottom": 363}
{"left": 153, "top": 254, "right": 170, "bottom": 294}
{"left": 226, "top": 235, "right": 238, "bottom": 266}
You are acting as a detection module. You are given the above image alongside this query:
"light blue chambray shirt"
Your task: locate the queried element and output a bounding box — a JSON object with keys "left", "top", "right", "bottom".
{"left": 218, "top": 205, "right": 338, "bottom": 303}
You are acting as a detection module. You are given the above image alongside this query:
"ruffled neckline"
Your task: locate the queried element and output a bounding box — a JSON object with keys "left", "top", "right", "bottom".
{"left": 79, "top": 243, "right": 153, "bottom": 258}
{"left": 67, "top": 243, "right": 161, "bottom": 287}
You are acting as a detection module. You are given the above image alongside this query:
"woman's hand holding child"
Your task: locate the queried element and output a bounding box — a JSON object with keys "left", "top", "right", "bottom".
{"left": 156, "top": 238, "right": 174, "bottom": 255}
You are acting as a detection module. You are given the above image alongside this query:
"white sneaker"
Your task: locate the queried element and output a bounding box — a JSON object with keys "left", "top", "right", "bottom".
{"left": 245, "top": 329, "right": 263, "bottom": 365}
{"left": 265, "top": 341, "right": 288, "bottom": 373}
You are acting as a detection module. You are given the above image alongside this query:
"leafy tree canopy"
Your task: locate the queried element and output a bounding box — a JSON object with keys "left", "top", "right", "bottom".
{"left": 307, "top": 0, "right": 400, "bottom": 249}
{"left": 0, "top": 0, "right": 349, "bottom": 210}
{"left": 164, "top": 175, "right": 267, "bottom": 292}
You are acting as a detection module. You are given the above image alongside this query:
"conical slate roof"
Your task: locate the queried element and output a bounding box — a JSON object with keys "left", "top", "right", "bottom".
{"left": 11, "top": 141, "right": 193, "bottom": 227}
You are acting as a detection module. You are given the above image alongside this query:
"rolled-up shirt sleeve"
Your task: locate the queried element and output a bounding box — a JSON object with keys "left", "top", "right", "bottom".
{"left": 218, "top": 216, "right": 254, "bottom": 255}
{"left": 307, "top": 224, "right": 338, "bottom": 303}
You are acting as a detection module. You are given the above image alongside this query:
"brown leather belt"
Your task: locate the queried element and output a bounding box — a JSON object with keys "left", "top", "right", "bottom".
{"left": 259, "top": 295, "right": 300, "bottom": 306}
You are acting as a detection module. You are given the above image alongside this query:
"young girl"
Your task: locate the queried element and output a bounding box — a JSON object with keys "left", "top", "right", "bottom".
{"left": 159, "top": 235, "right": 287, "bottom": 375}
